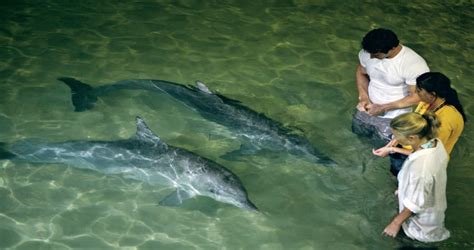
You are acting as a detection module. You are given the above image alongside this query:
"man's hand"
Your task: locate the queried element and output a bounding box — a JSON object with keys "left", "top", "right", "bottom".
{"left": 357, "top": 100, "right": 369, "bottom": 112}
{"left": 366, "top": 103, "right": 386, "bottom": 116}
{"left": 356, "top": 96, "right": 371, "bottom": 112}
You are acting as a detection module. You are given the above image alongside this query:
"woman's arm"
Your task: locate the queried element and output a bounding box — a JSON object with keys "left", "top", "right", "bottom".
{"left": 383, "top": 207, "right": 413, "bottom": 237}
{"left": 372, "top": 139, "right": 413, "bottom": 157}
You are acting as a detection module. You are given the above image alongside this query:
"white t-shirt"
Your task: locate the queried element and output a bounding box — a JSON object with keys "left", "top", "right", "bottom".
{"left": 397, "top": 139, "right": 450, "bottom": 242}
{"left": 359, "top": 45, "right": 429, "bottom": 118}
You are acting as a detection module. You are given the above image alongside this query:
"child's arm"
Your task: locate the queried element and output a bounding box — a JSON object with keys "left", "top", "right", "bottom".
{"left": 383, "top": 208, "right": 413, "bottom": 237}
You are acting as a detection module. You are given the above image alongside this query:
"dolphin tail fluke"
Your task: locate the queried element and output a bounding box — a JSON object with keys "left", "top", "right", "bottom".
{"left": 58, "top": 77, "right": 98, "bottom": 112}
{"left": 0, "top": 143, "right": 15, "bottom": 160}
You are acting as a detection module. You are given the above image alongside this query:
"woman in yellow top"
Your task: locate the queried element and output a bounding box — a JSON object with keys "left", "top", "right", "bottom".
{"left": 373, "top": 72, "right": 466, "bottom": 175}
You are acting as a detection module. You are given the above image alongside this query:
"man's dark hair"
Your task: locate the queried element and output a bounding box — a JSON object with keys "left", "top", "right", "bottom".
{"left": 361, "top": 28, "right": 399, "bottom": 54}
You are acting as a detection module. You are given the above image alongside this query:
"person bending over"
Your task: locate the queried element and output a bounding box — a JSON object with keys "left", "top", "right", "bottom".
{"left": 383, "top": 112, "right": 450, "bottom": 242}
{"left": 353, "top": 28, "right": 429, "bottom": 146}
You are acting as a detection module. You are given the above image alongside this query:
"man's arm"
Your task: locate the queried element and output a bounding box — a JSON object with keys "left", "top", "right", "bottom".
{"left": 366, "top": 85, "right": 420, "bottom": 116}
{"left": 356, "top": 64, "right": 370, "bottom": 111}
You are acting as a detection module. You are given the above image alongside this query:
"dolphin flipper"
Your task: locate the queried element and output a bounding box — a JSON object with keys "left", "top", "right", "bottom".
{"left": 0, "top": 143, "right": 15, "bottom": 160}
{"left": 134, "top": 117, "right": 168, "bottom": 150}
{"left": 58, "top": 77, "right": 98, "bottom": 112}
{"left": 221, "top": 143, "right": 260, "bottom": 160}
{"left": 159, "top": 189, "right": 195, "bottom": 206}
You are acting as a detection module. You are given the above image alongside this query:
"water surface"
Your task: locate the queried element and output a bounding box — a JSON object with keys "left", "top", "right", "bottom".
{"left": 0, "top": 1, "right": 473, "bottom": 249}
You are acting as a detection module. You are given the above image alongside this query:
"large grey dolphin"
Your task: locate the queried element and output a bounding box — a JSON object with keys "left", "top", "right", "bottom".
{"left": 58, "top": 77, "right": 336, "bottom": 166}
{"left": 0, "top": 117, "right": 258, "bottom": 211}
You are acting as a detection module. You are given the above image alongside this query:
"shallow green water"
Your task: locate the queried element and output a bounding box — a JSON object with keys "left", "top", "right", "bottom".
{"left": 0, "top": 0, "right": 473, "bottom": 249}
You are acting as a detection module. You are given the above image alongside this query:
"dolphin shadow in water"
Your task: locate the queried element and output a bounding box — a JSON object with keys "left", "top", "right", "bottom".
{"left": 0, "top": 117, "right": 258, "bottom": 211}
{"left": 58, "top": 77, "right": 336, "bottom": 166}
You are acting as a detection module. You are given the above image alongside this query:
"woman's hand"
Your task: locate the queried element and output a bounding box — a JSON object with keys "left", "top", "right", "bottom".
{"left": 372, "top": 147, "right": 391, "bottom": 157}
{"left": 382, "top": 208, "right": 412, "bottom": 238}
{"left": 383, "top": 220, "right": 402, "bottom": 238}
{"left": 373, "top": 139, "right": 398, "bottom": 157}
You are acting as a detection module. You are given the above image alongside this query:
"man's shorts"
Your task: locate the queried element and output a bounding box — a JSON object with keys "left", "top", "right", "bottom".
{"left": 351, "top": 110, "right": 392, "bottom": 147}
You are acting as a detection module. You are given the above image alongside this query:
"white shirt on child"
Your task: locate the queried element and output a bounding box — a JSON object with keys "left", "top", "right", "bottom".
{"left": 397, "top": 138, "right": 450, "bottom": 242}
{"left": 359, "top": 45, "right": 429, "bottom": 119}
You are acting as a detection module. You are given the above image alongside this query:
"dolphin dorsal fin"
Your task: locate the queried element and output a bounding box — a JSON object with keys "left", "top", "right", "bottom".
{"left": 135, "top": 116, "right": 166, "bottom": 147}
{"left": 195, "top": 81, "right": 212, "bottom": 94}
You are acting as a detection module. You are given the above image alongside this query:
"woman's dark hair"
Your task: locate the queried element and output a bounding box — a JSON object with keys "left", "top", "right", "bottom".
{"left": 417, "top": 72, "right": 467, "bottom": 122}
{"left": 361, "top": 28, "right": 399, "bottom": 54}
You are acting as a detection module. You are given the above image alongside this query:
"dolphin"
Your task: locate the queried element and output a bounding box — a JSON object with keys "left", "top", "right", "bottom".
{"left": 58, "top": 77, "right": 336, "bottom": 166}
{"left": 0, "top": 117, "right": 258, "bottom": 211}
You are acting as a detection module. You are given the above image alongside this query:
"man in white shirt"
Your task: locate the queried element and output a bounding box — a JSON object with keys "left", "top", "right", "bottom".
{"left": 352, "top": 28, "right": 429, "bottom": 145}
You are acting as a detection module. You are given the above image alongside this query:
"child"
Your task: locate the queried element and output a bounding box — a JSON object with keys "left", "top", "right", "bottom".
{"left": 382, "top": 112, "right": 450, "bottom": 242}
